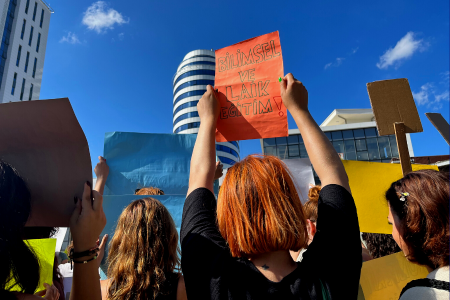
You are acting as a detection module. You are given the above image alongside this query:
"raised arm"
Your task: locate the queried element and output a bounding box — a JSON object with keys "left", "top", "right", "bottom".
{"left": 280, "top": 73, "right": 350, "bottom": 192}
{"left": 94, "top": 156, "right": 109, "bottom": 195}
{"left": 187, "top": 85, "right": 219, "bottom": 196}
{"left": 69, "top": 182, "right": 106, "bottom": 300}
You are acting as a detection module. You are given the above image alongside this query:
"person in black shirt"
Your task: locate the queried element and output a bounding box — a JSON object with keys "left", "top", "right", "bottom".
{"left": 181, "top": 74, "right": 362, "bottom": 300}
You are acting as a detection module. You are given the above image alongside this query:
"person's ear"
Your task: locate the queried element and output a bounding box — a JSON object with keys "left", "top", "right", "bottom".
{"left": 306, "top": 219, "right": 317, "bottom": 237}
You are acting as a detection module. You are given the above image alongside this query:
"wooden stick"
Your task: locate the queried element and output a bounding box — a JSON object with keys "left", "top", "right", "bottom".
{"left": 394, "top": 122, "right": 412, "bottom": 176}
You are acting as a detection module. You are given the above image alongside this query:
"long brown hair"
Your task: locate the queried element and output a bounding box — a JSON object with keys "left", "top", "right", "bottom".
{"left": 385, "top": 169, "right": 449, "bottom": 269}
{"left": 107, "top": 198, "right": 180, "bottom": 300}
{"left": 217, "top": 155, "right": 308, "bottom": 258}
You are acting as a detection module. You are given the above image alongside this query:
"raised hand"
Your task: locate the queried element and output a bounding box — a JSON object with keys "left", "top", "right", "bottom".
{"left": 279, "top": 73, "right": 308, "bottom": 113}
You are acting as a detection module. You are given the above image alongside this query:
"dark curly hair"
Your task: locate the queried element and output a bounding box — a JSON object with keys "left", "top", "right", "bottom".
{"left": 361, "top": 233, "right": 400, "bottom": 259}
{"left": 385, "top": 169, "right": 449, "bottom": 270}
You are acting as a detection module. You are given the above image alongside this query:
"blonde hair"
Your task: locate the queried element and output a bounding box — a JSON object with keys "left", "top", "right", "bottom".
{"left": 107, "top": 198, "right": 180, "bottom": 300}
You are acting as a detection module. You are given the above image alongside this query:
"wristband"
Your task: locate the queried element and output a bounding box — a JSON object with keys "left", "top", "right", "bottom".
{"left": 70, "top": 254, "right": 98, "bottom": 270}
{"left": 69, "top": 246, "right": 99, "bottom": 260}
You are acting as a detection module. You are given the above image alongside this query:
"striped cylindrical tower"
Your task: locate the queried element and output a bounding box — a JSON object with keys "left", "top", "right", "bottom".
{"left": 173, "top": 49, "right": 240, "bottom": 168}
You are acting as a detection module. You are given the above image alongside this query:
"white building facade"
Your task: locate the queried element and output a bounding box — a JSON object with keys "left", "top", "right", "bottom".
{"left": 173, "top": 49, "right": 240, "bottom": 168}
{"left": 0, "top": 0, "right": 53, "bottom": 103}
{"left": 261, "top": 109, "right": 414, "bottom": 183}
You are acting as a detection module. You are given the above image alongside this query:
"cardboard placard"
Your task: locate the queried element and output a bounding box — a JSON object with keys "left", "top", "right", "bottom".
{"left": 343, "top": 160, "right": 438, "bottom": 234}
{"left": 215, "top": 31, "right": 287, "bottom": 142}
{"left": 99, "top": 195, "right": 185, "bottom": 277}
{"left": 6, "top": 238, "right": 56, "bottom": 293}
{"left": 282, "top": 158, "right": 315, "bottom": 203}
{"left": 0, "top": 99, "right": 92, "bottom": 226}
{"left": 360, "top": 251, "right": 428, "bottom": 300}
{"left": 103, "top": 132, "right": 197, "bottom": 196}
{"left": 367, "top": 79, "right": 423, "bottom": 136}
{"left": 425, "top": 112, "right": 450, "bottom": 145}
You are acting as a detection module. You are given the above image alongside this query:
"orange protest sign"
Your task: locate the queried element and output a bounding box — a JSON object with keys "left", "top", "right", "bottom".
{"left": 214, "top": 31, "right": 287, "bottom": 142}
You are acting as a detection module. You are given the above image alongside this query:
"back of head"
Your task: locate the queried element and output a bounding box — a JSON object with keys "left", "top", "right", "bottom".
{"left": 0, "top": 161, "right": 40, "bottom": 297}
{"left": 135, "top": 187, "right": 165, "bottom": 196}
{"left": 217, "top": 154, "right": 308, "bottom": 258}
{"left": 107, "top": 197, "right": 179, "bottom": 300}
{"left": 303, "top": 186, "right": 321, "bottom": 221}
{"left": 385, "top": 169, "right": 449, "bottom": 269}
{"left": 361, "top": 233, "right": 401, "bottom": 259}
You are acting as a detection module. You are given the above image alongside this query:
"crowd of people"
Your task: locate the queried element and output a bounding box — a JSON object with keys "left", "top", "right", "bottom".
{"left": 1, "top": 73, "right": 448, "bottom": 300}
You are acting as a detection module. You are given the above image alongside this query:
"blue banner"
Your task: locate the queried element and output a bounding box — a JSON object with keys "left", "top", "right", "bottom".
{"left": 103, "top": 132, "right": 196, "bottom": 195}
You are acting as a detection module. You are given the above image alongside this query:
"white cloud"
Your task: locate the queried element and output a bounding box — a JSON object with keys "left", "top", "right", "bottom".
{"left": 413, "top": 82, "right": 449, "bottom": 110}
{"left": 376, "top": 32, "right": 428, "bottom": 69}
{"left": 82, "top": 1, "right": 128, "bottom": 33}
{"left": 59, "top": 32, "right": 81, "bottom": 44}
{"left": 324, "top": 57, "right": 345, "bottom": 70}
{"left": 118, "top": 32, "right": 124, "bottom": 40}
{"left": 352, "top": 47, "right": 359, "bottom": 54}
{"left": 412, "top": 83, "right": 432, "bottom": 105}
{"left": 440, "top": 71, "right": 449, "bottom": 83}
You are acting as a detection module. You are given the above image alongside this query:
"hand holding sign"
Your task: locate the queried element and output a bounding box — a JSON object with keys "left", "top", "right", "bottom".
{"left": 197, "top": 85, "right": 220, "bottom": 124}
{"left": 280, "top": 73, "right": 308, "bottom": 113}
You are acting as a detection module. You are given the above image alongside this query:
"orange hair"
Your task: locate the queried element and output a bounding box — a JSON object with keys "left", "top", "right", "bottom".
{"left": 217, "top": 155, "right": 308, "bottom": 258}
{"left": 303, "top": 186, "right": 321, "bottom": 222}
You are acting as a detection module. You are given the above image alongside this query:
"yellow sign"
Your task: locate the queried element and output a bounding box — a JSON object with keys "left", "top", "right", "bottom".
{"left": 343, "top": 160, "right": 438, "bottom": 234}
{"left": 6, "top": 238, "right": 56, "bottom": 293}
{"left": 360, "top": 251, "right": 428, "bottom": 300}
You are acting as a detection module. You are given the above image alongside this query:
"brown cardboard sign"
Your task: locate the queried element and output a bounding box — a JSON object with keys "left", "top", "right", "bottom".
{"left": 425, "top": 113, "right": 450, "bottom": 145}
{"left": 367, "top": 79, "right": 423, "bottom": 136}
{"left": 0, "top": 98, "right": 91, "bottom": 227}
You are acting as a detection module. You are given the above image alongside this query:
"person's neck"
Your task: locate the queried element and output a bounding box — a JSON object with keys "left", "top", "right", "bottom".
{"left": 248, "top": 250, "right": 298, "bottom": 282}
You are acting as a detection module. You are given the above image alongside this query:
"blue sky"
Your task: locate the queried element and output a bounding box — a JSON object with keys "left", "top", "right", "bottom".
{"left": 39, "top": 0, "right": 449, "bottom": 173}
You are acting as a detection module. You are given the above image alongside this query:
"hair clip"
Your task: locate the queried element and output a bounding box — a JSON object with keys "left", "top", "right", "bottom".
{"left": 399, "top": 192, "right": 409, "bottom": 201}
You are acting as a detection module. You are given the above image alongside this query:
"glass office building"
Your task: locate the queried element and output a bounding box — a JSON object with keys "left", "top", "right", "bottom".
{"left": 172, "top": 49, "right": 240, "bottom": 168}
{"left": 261, "top": 109, "right": 414, "bottom": 183}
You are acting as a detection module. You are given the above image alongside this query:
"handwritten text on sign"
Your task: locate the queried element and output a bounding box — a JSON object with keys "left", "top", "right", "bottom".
{"left": 215, "top": 31, "right": 288, "bottom": 142}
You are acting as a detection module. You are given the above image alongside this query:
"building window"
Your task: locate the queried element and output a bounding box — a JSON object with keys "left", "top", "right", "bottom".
{"left": 25, "top": 0, "right": 30, "bottom": 14}
{"left": 28, "top": 26, "right": 34, "bottom": 46}
{"left": 28, "top": 83, "right": 33, "bottom": 100}
{"left": 174, "top": 69, "right": 215, "bottom": 87}
{"left": 40, "top": 9, "right": 44, "bottom": 28}
{"left": 32, "top": 2, "right": 37, "bottom": 21}
{"left": 24, "top": 51, "right": 29, "bottom": 72}
{"left": 0, "top": 0, "right": 17, "bottom": 91}
{"left": 20, "top": 19, "right": 26, "bottom": 39}
{"left": 36, "top": 33, "right": 41, "bottom": 52}
{"left": 32, "top": 57, "right": 37, "bottom": 78}
{"left": 174, "top": 79, "right": 215, "bottom": 96}
{"left": 20, "top": 78, "right": 25, "bottom": 100}
{"left": 16, "top": 45, "right": 22, "bottom": 66}
{"left": 11, "top": 73, "right": 17, "bottom": 95}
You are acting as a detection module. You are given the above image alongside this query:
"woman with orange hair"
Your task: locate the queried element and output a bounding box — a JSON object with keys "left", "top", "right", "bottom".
{"left": 181, "top": 74, "right": 362, "bottom": 299}
{"left": 100, "top": 198, "right": 186, "bottom": 300}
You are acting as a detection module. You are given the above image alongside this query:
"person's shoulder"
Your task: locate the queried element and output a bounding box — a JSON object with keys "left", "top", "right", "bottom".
{"left": 319, "top": 184, "right": 353, "bottom": 204}
{"left": 400, "top": 285, "right": 449, "bottom": 300}
{"left": 186, "top": 187, "right": 215, "bottom": 201}
{"left": 100, "top": 279, "right": 110, "bottom": 300}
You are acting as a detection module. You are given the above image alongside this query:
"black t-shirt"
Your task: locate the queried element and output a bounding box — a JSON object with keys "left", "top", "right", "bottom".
{"left": 180, "top": 184, "right": 362, "bottom": 300}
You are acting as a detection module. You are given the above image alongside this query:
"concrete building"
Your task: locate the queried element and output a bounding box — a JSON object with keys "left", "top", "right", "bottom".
{"left": 261, "top": 109, "right": 414, "bottom": 182}
{"left": 173, "top": 49, "right": 240, "bottom": 168}
{"left": 0, "top": 0, "right": 53, "bottom": 103}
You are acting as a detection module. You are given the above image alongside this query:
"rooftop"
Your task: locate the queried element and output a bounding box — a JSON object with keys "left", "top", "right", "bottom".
{"left": 320, "top": 109, "right": 374, "bottom": 127}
